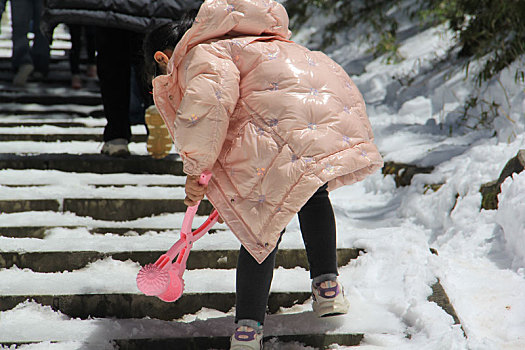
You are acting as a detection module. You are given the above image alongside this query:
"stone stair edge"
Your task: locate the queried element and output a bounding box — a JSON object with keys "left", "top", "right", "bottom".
{"left": 0, "top": 333, "right": 364, "bottom": 350}
{"left": 0, "top": 153, "right": 184, "bottom": 175}
{"left": 0, "top": 292, "right": 312, "bottom": 321}
{"left": 0, "top": 198, "right": 214, "bottom": 220}
{"left": 0, "top": 226, "right": 223, "bottom": 239}
{"left": 0, "top": 279, "right": 458, "bottom": 327}
{"left": 0, "top": 248, "right": 363, "bottom": 272}
{"left": 0, "top": 134, "right": 147, "bottom": 142}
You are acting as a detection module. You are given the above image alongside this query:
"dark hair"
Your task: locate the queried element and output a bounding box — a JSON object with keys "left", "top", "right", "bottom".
{"left": 143, "top": 10, "right": 198, "bottom": 88}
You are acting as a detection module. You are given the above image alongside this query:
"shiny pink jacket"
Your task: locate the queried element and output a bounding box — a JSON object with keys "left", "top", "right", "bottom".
{"left": 153, "top": 0, "right": 383, "bottom": 263}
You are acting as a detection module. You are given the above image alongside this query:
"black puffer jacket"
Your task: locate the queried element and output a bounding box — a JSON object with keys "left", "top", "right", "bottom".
{"left": 41, "top": 0, "right": 201, "bottom": 37}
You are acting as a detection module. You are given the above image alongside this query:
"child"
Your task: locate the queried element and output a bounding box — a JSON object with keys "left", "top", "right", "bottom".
{"left": 144, "top": 1, "right": 383, "bottom": 349}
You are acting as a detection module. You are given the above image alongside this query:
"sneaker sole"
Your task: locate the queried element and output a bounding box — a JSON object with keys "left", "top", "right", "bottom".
{"left": 145, "top": 107, "right": 172, "bottom": 159}
{"left": 230, "top": 336, "right": 263, "bottom": 350}
{"left": 101, "top": 149, "right": 130, "bottom": 158}
{"left": 313, "top": 297, "right": 350, "bottom": 318}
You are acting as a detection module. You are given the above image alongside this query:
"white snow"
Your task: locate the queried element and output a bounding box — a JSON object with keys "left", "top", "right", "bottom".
{"left": 496, "top": 172, "right": 525, "bottom": 270}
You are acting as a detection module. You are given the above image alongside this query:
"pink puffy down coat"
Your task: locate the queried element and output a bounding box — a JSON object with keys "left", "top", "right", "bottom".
{"left": 153, "top": 0, "right": 384, "bottom": 263}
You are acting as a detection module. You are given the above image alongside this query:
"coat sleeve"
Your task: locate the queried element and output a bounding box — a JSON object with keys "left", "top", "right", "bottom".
{"left": 174, "top": 45, "right": 240, "bottom": 176}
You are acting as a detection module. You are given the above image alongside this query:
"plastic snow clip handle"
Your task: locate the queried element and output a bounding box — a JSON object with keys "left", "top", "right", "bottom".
{"left": 180, "top": 171, "right": 212, "bottom": 236}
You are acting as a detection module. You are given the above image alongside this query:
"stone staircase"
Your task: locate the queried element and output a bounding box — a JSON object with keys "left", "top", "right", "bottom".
{"left": 0, "top": 20, "right": 461, "bottom": 350}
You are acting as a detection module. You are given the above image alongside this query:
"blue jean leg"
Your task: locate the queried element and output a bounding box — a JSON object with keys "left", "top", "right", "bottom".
{"left": 11, "top": 0, "right": 49, "bottom": 72}
{"left": 30, "top": 0, "right": 50, "bottom": 74}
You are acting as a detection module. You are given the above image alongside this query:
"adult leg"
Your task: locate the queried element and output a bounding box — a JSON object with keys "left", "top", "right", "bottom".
{"left": 30, "top": 0, "right": 50, "bottom": 75}
{"left": 84, "top": 26, "right": 97, "bottom": 78}
{"left": 298, "top": 184, "right": 338, "bottom": 280}
{"left": 68, "top": 24, "right": 82, "bottom": 75}
{"left": 129, "top": 32, "right": 146, "bottom": 125}
{"left": 10, "top": 0, "right": 32, "bottom": 71}
{"left": 96, "top": 27, "right": 132, "bottom": 142}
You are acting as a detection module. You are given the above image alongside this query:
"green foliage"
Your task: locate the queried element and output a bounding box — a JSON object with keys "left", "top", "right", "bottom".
{"left": 285, "top": 0, "right": 404, "bottom": 61}
{"left": 286, "top": 0, "right": 525, "bottom": 82}
{"left": 425, "top": 0, "right": 525, "bottom": 84}
{"left": 284, "top": 0, "right": 525, "bottom": 131}
{"left": 458, "top": 96, "right": 501, "bottom": 130}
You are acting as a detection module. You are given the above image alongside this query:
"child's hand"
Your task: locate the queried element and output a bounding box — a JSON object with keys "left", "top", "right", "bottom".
{"left": 216, "top": 211, "right": 224, "bottom": 224}
{"left": 184, "top": 175, "right": 208, "bottom": 206}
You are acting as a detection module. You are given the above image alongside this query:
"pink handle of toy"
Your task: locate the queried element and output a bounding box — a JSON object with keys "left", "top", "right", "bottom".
{"left": 180, "top": 171, "right": 212, "bottom": 235}
{"left": 173, "top": 209, "right": 219, "bottom": 276}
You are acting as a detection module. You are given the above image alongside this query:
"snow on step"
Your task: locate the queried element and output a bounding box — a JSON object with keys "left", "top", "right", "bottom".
{"left": 0, "top": 115, "right": 105, "bottom": 126}
{"left": 0, "top": 154, "right": 183, "bottom": 175}
{"left": 0, "top": 211, "right": 205, "bottom": 231}
{"left": 0, "top": 170, "right": 185, "bottom": 188}
{"left": 0, "top": 300, "right": 404, "bottom": 347}
{"left": 0, "top": 183, "right": 186, "bottom": 199}
{"left": 0, "top": 259, "right": 318, "bottom": 295}
{"left": 0, "top": 223, "right": 335, "bottom": 252}
{"left": 0, "top": 141, "right": 153, "bottom": 155}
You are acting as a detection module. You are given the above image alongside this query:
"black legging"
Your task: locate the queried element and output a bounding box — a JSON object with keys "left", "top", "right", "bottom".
{"left": 95, "top": 27, "right": 147, "bottom": 142}
{"left": 235, "top": 183, "right": 338, "bottom": 324}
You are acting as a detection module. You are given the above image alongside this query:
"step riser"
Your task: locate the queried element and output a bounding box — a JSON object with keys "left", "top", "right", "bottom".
{"left": 114, "top": 334, "right": 364, "bottom": 350}
{"left": 0, "top": 249, "right": 362, "bottom": 272}
{"left": 0, "top": 154, "right": 183, "bottom": 175}
{"left": 0, "top": 199, "right": 213, "bottom": 220}
{"left": 0, "top": 95, "right": 101, "bottom": 106}
{"left": 0, "top": 293, "right": 310, "bottom": 320}
{"left": 0, "top": 334, "right": 364, "bottom": 350}
{"left": 0, "top": 122, "right": 87, "bottom": 127}
{"left": 0, "top": 134, "right": 147, "bottom": 142}
{"left": 0, "top": 281, "right": 458, "bottom": 325}
{"left": 0, "top": 200, "right": 59, "bottom": 213}
{"left": 0, "top": 108, "right": 94, "bottom": 118}
{"left": 0, "top": 227, "right": 220, "bottom": 239}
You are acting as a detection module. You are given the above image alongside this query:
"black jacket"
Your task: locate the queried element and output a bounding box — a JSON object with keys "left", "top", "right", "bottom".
{"left": 41, "top": 0, "right": 201, "bottom": 37}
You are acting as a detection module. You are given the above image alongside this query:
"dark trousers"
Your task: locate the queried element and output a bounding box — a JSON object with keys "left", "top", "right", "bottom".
{"left": 235, "top": 184, "right": 338, "bottom": 324}
{"left": 11, "top": 0, "right": 50, "bottom": 73}
{"left": 95, "top": 27, "right": 145, "bottom": 142}
{"left": 68, "top": 25, "right": 96, "bottom": 75}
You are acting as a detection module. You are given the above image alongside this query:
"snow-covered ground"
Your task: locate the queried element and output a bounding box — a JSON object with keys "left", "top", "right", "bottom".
{"left": 1, "top": 1, "right": 524, "bottom": 349}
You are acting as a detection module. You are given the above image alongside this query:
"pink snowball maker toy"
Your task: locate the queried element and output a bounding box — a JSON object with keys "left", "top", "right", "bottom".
{"left": 136, "top": 171, "right": 219, "bottom": 302}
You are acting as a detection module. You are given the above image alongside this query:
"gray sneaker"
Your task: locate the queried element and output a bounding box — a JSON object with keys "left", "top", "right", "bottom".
{"left": 101, "top": 138, "right": 130, "bottom": 157}
{"left": 230, "top": 326, "right": 263, "bottom": 350}
{"left": 13, "top": 64, "right": 34, "bottom": 87}
{"left": 312, "top": 280, "right": 350, "bottom": 317}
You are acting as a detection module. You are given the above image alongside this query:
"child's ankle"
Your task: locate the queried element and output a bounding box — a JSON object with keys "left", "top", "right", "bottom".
{"left": 237, "top": 319, "right": 263, "bottom": 334}
{"left": 313, "top": 273, "right": 338, "bottom": 287}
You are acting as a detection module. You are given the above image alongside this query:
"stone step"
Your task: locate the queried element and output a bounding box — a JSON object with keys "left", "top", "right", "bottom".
{"left": 0, "top": 72, "right": 84, "bottom": 86}
{"left": 0, "top": 281, "right": 458, "bottom": 326}
{"left": 0, "top": 121, "right": 90, "bottom": 127}
{"left": 113, "top": 334, "right": 363, "bottom": 350}
{"left": 1, "top": 183, "right": 180, "bottom": 188}
{"left": 0, "top": 311, "right": 367, "bottom": 349}
{"left": 0, "top": 133, "right": 147, "bottom": 142}
{"left": 1, "top": 104, "right": 103, "bottom": 118}
{"left": 0, "top": 293, "right": 311, "bottom": 321}
{"left": 0, "top": 198, "right": 213, "bottom": 220}
{"left": 0, "top": 90, "right": 101, "bottom": 106}
{"left": 0, "top": 248, "right": 363, "bottom": 272}
{"left": 0, "top": 154, "right": 183, "bottom": 174}
{"left": 0, "top": 226, "right": 216, "bottom": 239}
{"left": 1, "top": 333, "right": 363, "bottom": 350}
